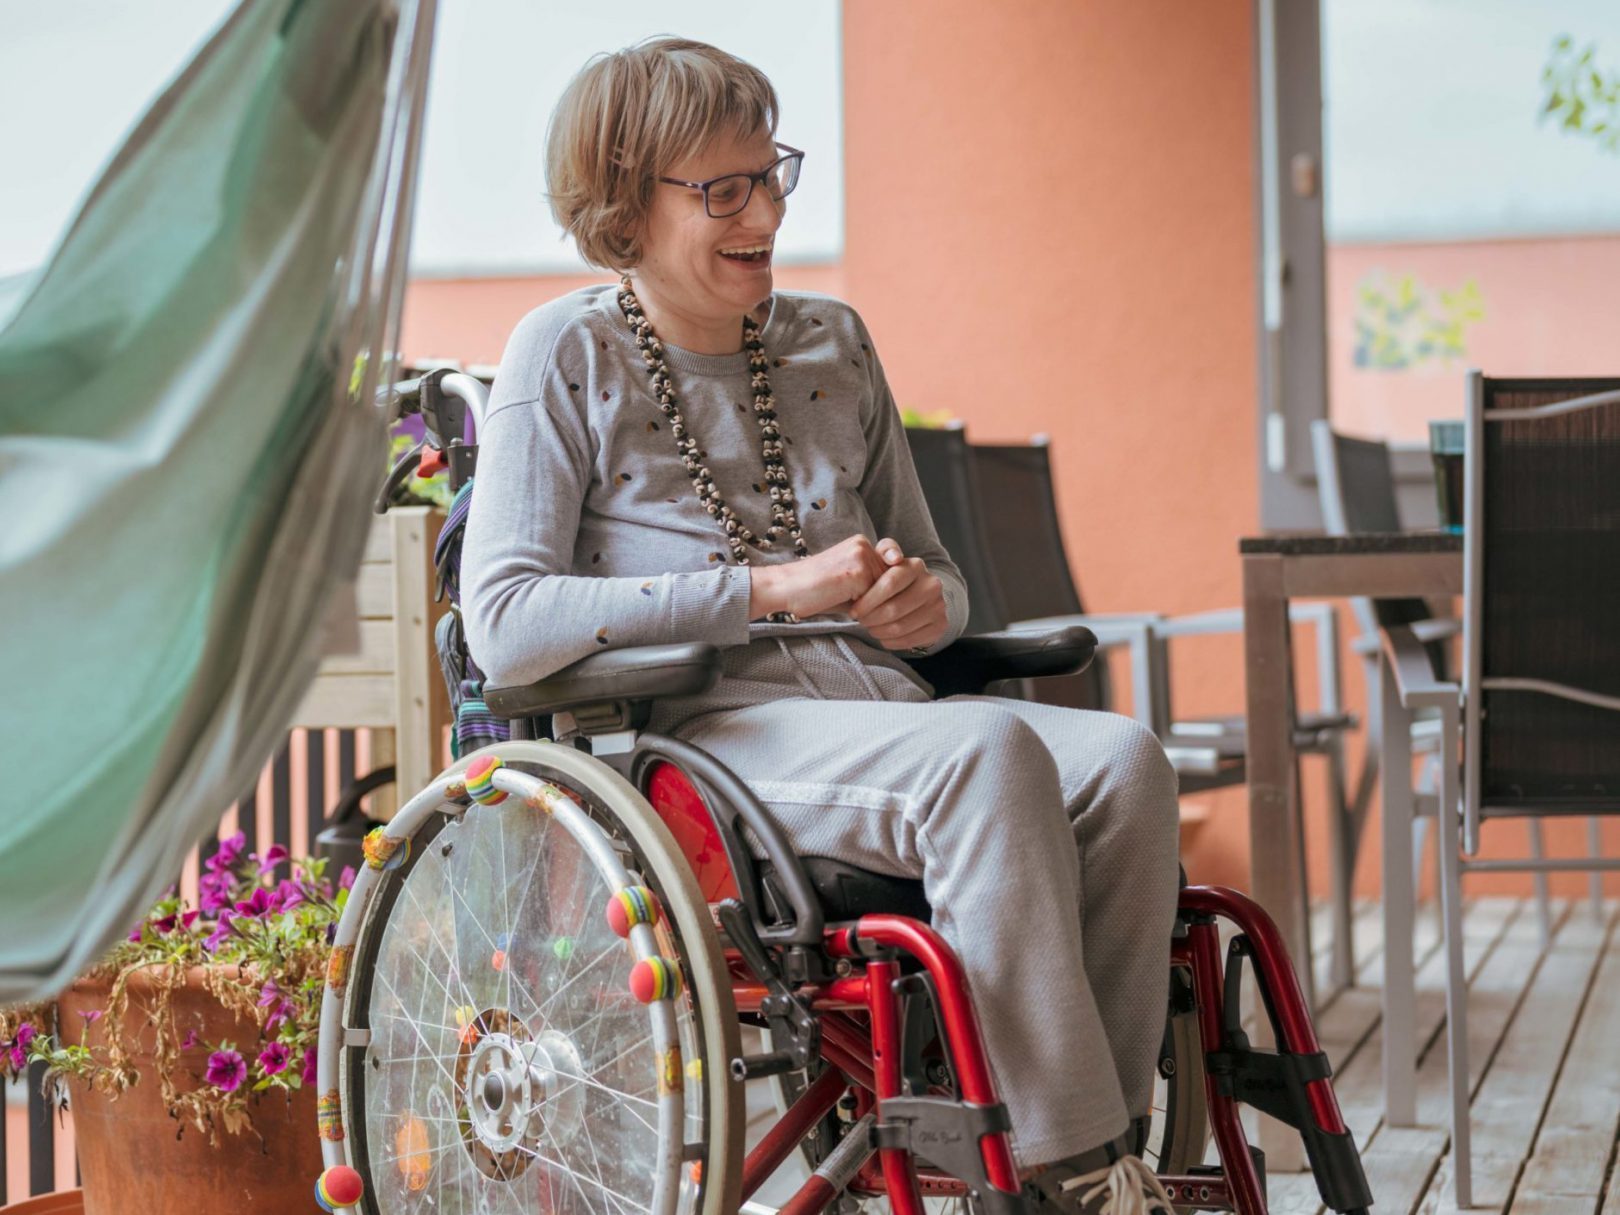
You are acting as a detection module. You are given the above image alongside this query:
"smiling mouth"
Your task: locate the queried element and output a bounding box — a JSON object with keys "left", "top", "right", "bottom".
{"left": 718, "top": 243, "right": 772, "bottom": 266}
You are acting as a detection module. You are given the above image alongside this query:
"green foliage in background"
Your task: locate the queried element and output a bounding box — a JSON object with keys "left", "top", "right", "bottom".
{"left": 386, "top": 430, "right": 453, "bottom": 509}
{"left": 1542, "top": 35, "right": 1620, "bottom": 155}
{"left": 900, "top": 407, "right": 956, "bottom": 429}
{"left": 1353, "top": 273, "right": 1485, "bottom": 372}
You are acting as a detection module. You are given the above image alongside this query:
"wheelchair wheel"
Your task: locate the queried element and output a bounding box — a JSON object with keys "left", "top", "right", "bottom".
{"left": 319, "top": 740, "right": 744, "bottom": 1215}
{"left": 1144, "top": 965, "right": 1208, "bottom": 1174}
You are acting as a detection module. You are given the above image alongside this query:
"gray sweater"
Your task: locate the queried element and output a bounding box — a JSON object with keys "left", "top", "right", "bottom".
{"left": 461, "top": 284, "right": 970, "bottom": 690}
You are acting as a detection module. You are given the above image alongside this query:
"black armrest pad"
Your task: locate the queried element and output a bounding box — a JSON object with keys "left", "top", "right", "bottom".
{"left": 907, "top": 626, "right": 1098, "bottom": 699}
{"left": 484, "top": 643, "right": 723, "bottom": 719}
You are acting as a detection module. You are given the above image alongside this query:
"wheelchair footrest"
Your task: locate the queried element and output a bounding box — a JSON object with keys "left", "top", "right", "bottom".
{"left": 873, "top": 1098, "right": 1028, "bottom": 1215}
{"left": 1213, "top": 935, "right": 1373, "bottom": 1215}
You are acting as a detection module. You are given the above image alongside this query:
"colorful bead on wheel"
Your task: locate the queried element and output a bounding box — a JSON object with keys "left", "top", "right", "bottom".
{"left": 464, "top": 755, "right": 509, "bottom": 805}
{"left": 606, "top": 886, "right": 661, "bottom": 938}
{"left": 630, "top": 956, "right": 683, "bottom": 1003}
{"left": 315, "top": 1164, "right": 364, "bottom": 1211}
{"left": 361, "top": 827, "right": 409, "bottom": 872}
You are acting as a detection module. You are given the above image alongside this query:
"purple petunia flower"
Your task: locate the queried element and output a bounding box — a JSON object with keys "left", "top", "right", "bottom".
{"left": 202, "top": 912, "right": 237, "bottom": 954}
{"left": 301, "top": 1047, "right": 318, "bottom": 1085}
{"left": 8, "top": 1024, "right": 36, "bottom": 1069}
{"left": 257, "top": 1042, "right": 291, "bottom": 1076}
{"left": 258, "top": 844, "right": 289, "bottom": 874}
{"left": 150, "top": 909, "right": 200, "bottom": 936}
{"left": 128, "top": 925, "right": 144, "bottom": 942}
{"left": 78, "top": 1009, "right": 103, "bottom": 1025}
{"left": 198, "top": 870, "right": 232, "bottom": 914}
{"left": 207, "top": 832, "right": 247, "bottom": 875}
{"left": 233, "top": 887, "right": 274, "bottom": 920}
{"left": 205, "top": 1048, "right": 247, "bottom": 1092}
{"left": 272, "top": 879, "right": 307, "bottom": 913}
{"left": 339, "top": 865, "right": 356, "bottom": 891}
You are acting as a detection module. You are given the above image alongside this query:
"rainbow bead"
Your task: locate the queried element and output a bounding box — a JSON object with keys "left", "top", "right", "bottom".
{"left": 315, "top": 1164, "right": 364, "bottom": 1211}
{"left": 629, "top": 956, "right": 683, "bottom": 1003}
{"left": 464, "top": 755, "right": 509, "bottom": 805}
{"left": 606, "top": 886, "right": 661, "bottom": 938}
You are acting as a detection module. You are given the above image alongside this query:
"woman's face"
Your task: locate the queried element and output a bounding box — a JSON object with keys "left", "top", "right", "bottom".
{"left": 633, "top": 127, "right": 786, "bottom": 326}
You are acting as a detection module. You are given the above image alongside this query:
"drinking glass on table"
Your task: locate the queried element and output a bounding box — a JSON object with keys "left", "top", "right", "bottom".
{"left": 1429, "top": 419, "right": 1465, "bottom": 533}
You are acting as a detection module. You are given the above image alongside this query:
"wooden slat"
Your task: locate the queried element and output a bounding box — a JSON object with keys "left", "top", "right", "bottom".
{"left": 1267, "top": 899, "right": 1521, "bottom": 1215}
{"left": 361, "top": 516, "right": 393, "bottom": 564}
{"left": 1347, "top": 902, "right": 1546, "bottom": 1215}
{"left": 389, "top": 507, "right": 451, "bottom": 799}
{"left": 1415, "top": 904, "right": 1611, "bottom": 1215}
{"left": 1503, "top": 911, "right": 1620, "bottom": 1215}
{"left": 294, "top": 674, "right": 396, "bottom": 729}
{"left": 313, "top": 619, "right": 396, "bottom": 676}
{"left": 354, "top": 560, "right": 403, "bottom": 619}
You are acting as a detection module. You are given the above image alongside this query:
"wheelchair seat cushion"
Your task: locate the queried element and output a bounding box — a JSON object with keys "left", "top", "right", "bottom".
{"left": 761, "top": 856, "right": 932, "bottom": 924}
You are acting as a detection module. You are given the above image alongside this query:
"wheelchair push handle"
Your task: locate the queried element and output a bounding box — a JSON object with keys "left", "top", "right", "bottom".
{"left": 375, "top": 367, "right": 492, "bottom": 512}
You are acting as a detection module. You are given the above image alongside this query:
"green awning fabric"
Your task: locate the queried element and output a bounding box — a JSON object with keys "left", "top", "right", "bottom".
{"left": 0, "top": 0, "right": 428, "bottom": 1001}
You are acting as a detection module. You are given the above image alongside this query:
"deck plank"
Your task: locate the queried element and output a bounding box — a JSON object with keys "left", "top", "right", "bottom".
{"left": 1414, "top": 904, "right": 1611, "bottom": 1215}
{"left": 1508, "top": 908, "right": 1620, "bottom": 1215}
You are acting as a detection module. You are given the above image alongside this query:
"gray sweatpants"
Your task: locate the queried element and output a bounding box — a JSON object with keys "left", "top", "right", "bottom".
{"left": 647, "top": 633, "right": 1182, "bottom": 1167}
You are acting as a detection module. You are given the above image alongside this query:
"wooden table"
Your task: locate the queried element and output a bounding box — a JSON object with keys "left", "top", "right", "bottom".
{"left": 1240, "top": 531, "right": 1463, "bottom": 1161}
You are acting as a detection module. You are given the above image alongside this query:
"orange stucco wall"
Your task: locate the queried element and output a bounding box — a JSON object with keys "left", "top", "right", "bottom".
{"left": 401, "top": 0, "right": 1264, "bottom": 887}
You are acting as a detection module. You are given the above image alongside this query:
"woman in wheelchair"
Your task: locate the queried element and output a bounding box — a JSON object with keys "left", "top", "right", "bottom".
{"left": 314, "top": 34, "right": 1370, "bottom": 1215}
{"left": 458, "top": 36, "right": 1182, "bottom": 1214}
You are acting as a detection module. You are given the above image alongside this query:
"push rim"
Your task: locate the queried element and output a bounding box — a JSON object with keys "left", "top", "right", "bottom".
{"left": 320, "top": 742, "right": 743, "bottom": 1215}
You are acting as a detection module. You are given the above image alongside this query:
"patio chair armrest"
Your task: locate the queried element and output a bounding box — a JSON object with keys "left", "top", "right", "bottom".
{"left": 1006, "top": 612, "right": 1161, "bottom": 728}
{"left": 1007, "top": 612, "right": 1162, "bottom": 649}
{"left": 1150, "top": 601, "right": 1335, "bottom": 638}
{"left": 1410, "top": 617, "right": 1461, "bottom": 644}
{"left": 1353, "top": 616, "right": 1458, "bottom": 657}
{"left": 1380, "top": 625, "right": 1461, "bottom": 710}
{"left": 1154, "top": 601, "right": 1344, "bottom": 716}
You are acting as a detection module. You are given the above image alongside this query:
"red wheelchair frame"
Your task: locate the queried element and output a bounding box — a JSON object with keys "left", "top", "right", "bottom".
{"left": 638, "top": 757, "right": 1373, "bottom": 1215}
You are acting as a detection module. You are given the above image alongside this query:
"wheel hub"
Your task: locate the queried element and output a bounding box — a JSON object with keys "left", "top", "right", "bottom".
{"left": 464, "top": 1024, "right": 586, "bottom": 1157}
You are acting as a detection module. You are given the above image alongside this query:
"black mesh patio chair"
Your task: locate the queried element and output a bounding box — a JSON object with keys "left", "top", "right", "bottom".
{"left": 1380, "top": 373, "right": 1620, "bottom": 1207}
{"left": 904, "top": 427, "right": 1359, "bottom": 979}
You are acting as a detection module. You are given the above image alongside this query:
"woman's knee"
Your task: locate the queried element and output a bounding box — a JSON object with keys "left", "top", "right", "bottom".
{"left": 1079, "top": 714, "right": 1181, "bottom": 852}
{"left": 919, "top": 702, "right": 1066, "bottom": 821}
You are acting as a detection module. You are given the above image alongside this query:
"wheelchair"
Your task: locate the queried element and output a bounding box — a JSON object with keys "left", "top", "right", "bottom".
{"left": 310, "top": 370, "right": 1372, "bottom": 1215}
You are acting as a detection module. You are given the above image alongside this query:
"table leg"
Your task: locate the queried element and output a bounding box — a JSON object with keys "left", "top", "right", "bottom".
{"left": 1378, "top": 648, "right": 1418, "bottom": 1126}
{"left": 1242, "top": 555, "right": 1314, "bottom": 1000}
{"left": 1242, "top": 554, "right": 1310, "bottom": 1172}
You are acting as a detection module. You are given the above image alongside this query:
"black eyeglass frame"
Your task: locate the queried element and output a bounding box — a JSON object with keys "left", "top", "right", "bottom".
{"left": 655, "top": 142, "right": 805, "bottom": 219}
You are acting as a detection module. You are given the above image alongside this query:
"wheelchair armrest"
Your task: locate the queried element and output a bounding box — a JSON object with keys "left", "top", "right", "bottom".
{"left": 483, "top": 643, "right": 723, "bottom": 722}
{"left": 907, "top": 626, "right": 1098, "bottom": 699}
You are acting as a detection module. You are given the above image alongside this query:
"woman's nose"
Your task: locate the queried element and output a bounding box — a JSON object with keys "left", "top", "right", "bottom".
{"left": 740, "top": 178, "right": 785, "bottom": 230}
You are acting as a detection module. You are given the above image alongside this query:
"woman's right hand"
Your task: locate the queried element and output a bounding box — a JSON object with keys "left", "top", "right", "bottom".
{"left": 748, "top": 534, "right": 890, "bottom": 621}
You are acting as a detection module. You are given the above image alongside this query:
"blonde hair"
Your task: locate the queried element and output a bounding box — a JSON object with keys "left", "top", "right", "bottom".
{"left": 546, "top": 37, "right": 780, "bottom": 272}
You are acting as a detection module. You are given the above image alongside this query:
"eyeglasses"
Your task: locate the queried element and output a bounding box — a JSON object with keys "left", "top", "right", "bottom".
{"left": 656, "top": 143, "right": 805, "bottom": 219}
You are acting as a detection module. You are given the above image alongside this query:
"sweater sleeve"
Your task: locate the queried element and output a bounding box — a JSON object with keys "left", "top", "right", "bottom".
{"left": 852, "top": 318, "right": 971, "bottom": 655}
{"left": 460, "top": 315, "right": 753, "bottom": 689}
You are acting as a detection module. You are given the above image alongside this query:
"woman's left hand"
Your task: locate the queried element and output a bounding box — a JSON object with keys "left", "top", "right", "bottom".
{"left": 848, "top": 538, "right": 949, "bottom": 652}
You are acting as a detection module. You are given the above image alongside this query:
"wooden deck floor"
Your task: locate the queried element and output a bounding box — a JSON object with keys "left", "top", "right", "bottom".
{"left": 1272, "top": 895, "right": 1620, "bottom": 1215}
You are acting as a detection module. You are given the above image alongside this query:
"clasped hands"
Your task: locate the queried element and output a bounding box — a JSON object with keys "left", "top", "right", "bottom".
{"left": 746, "top": 534, "right": 950, "bottom": 652}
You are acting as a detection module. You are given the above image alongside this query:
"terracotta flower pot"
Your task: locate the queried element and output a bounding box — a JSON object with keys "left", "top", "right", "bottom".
{"left": 57, "top": 967, "right": 323, "bottom": 1215}
{"left": 4, "top": 1192, "right": 84, "bottom": 1215}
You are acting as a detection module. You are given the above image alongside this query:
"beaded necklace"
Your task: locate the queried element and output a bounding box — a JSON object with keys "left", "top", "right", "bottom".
{"left": 617, "top": 276, "right": 809, "bottom": 622}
